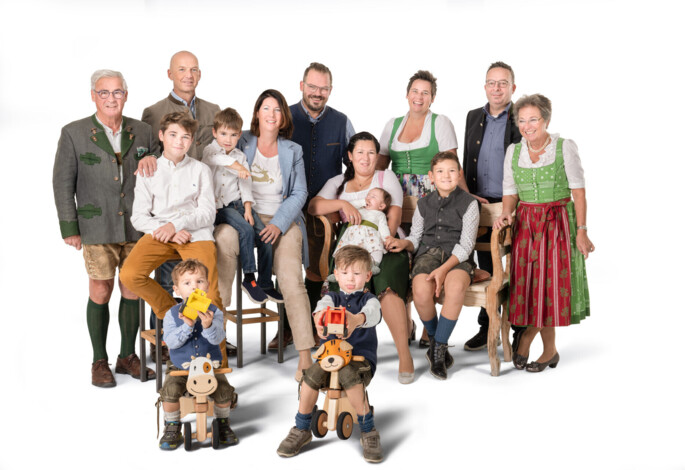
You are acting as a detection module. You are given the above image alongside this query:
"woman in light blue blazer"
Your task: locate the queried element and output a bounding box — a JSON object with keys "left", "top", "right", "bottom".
{"left": 238, "top": 89, "right": 315, "bottom": 378}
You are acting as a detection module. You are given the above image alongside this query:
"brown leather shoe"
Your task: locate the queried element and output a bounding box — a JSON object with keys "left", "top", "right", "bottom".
{"left": 268, "top": 329, "right": 293, "bottom": 351}
{"left": 115, "top": 353, "right": 156, "bottom": 379}
{"left": 150, "top": 343, "right": 170, "bottom": 363}
{"left": 92, "top": 359, "right": 116, "bottom": 388}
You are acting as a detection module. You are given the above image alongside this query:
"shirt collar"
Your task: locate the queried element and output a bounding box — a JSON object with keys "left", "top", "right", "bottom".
{"left": 159, "top": 154, "right": 190, "bottom": 168}
{"left": 300, "top": 100, "right": 327, "bottom": 123}
{"left": 170, "top": 90, "right": 197, "bottom": 109}
{"left": 94, "top": 114, "right": 122, "bottom": 135}
{"left": 483, "top": 102, "right": 511, "bottom": 119}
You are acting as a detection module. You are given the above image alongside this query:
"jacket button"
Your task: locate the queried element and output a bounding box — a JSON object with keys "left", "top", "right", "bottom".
{"left": 473, "top": 158, "right": 477, "bottom": 162}
{"left": 111, "top": 158, "right": 116, "bottom": 163}
{"left": 476, "top": 140, "right": 481, "bottom": 145}
{"left": 118, "top": 211, "right": 123, "bottom": 216}
{"left": 120, "top": 193, "right": 125, "bottom": 198}
{"left": 114, "top": 176, "right": 119, "bottom": 181}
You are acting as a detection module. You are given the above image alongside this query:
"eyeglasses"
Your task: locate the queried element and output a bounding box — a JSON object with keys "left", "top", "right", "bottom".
{"left": 304, "top": 83, "right": 331, "bottom": 94}
{"left": 94, "top": 89, "right": 126, "bottom": 99}
{"left": 517, "top": 117, "right": 544, "bottom": 125}
{"left": 485, "top": 80, "right": 510, "bottom": 89}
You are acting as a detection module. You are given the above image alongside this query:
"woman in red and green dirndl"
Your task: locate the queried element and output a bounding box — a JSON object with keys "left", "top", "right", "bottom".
{"left": 494, "top": 94, "right": 594, "bottom": 373}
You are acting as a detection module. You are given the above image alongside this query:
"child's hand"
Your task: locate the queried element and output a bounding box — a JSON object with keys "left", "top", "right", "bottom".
{"left": 179, "top": 310, "right": 195, "bottom": 328}
{"left": 197, "top": 309, "right": 214, "bottom": 329}
{"left": 227, "top": 162, "right": 250, "bottom": 179}
{"left": 313, "top": 310, "right": 327, "bottom": 339}
{"left": 426, "top": 266, "right": 448, "bottom": 298}
{"left": 575, "top": 230, "right": 595, "bottom": 259}
{"left": 340, "top": 312, "right": 365, "bottom": 339}
{"left": 244, "top": 210, "right": 254, "bottom": 226}
{"left": 170, "top": 230, "right": 191, "bottom": 245}
{"left": 493, "top": 214, "right": 513, "bottom": 230}
{"left": 153, "top": 222, "right": 176, "bottom": 243}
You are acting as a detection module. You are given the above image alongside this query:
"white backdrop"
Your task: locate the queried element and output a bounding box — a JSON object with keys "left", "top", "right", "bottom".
{"left": 0, "top": 0, "right": 682, "bottom": 468}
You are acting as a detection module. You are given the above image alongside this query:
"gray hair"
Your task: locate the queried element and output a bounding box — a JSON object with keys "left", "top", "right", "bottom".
{"left": 514, "top": 94, "right": 552, "bottom": 122}
{"left": 90, "top": 69, "right": 128, "bottom": 91}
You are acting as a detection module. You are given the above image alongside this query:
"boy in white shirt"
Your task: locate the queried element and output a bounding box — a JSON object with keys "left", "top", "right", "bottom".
{"left": 202, "top": 108, "right": 281, "bottom": 304}
{"left": 120, "top": 111, "right": 225, "bottom": 339}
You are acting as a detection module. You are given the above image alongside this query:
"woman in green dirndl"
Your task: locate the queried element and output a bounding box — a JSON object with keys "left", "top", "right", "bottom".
{"left": 494, "top": 94, "right": 594, "bottom": 373}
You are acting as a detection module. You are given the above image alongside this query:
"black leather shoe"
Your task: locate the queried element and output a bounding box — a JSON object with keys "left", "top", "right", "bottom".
{"left": 428, "top": 338, "right": 448, "bottom": 380}
{"left": 226, "top": 342, "right": 237, "bottom": 357}
{"left": 464, "top": 327, "right": 488, "bottom": 351}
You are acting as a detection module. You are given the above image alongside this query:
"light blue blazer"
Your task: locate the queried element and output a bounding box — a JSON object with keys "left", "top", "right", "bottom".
{"left": 238, "top": 131, "right": 309, "bottom": 267}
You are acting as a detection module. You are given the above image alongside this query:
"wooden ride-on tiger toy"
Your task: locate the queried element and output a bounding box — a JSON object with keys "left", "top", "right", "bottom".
{"left": 310, "top": 339, "right": 370, "bottom": 440}
{"left": 169, "top": 354, "right": 233, "bottom": 450}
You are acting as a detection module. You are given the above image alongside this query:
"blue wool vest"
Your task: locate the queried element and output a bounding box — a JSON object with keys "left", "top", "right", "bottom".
{"left": 415, "top": 188, "right": 476, "bottom": 262}
{"left": 167, "top": 303, "right": 222, "bottom": 368}
{"left": 322, "top": 290, "right": 379, "bottom": 375}
{"left": 290, "top": 104, "right": 350, "bottom": 200}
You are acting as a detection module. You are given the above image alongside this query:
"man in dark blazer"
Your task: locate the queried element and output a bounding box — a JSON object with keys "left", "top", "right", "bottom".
{"left": 53, "top": 69, "right": 158, "bottom": 387}
{"left": 461, "top": 61, "right": 523, "bottom": 352}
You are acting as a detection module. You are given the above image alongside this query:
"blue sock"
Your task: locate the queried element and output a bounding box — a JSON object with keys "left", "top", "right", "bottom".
{"left": 295, "top": 412, "right": 312, "bottom": 431}
{"left": 435, "top": 317, "right": 457, "bottom": 345}
{"left": 421, "top": 316, "right": 438, "bottom": 337}
{"left": 358, "top": 411, "right": 375, "bottom": 433}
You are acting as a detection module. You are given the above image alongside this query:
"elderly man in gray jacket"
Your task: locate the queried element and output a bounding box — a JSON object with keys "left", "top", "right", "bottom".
{"left": 53, "top": 69, "right": 159, "bottom": 388}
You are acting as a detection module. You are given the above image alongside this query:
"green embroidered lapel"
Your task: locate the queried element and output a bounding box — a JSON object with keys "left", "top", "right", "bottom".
{"left": 90, "top": 115, "right": 116, "bottom": 156}
{"left": 120, "top": 117, "right": 134, "bottom": 158}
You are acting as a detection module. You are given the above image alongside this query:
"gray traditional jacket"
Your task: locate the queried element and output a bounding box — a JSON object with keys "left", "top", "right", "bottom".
{"left": 52, "top": 115, "right": 159, "bottom": 244}
{"left": 142, "top": 94, "right": 220, "bottom": 161}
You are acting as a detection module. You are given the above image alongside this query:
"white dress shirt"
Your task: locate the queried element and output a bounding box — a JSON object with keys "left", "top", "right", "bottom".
{"left": 202, "top": 140, "right": 254, "bottom": 209}
{"left": 131, "top": 154, "right": 216, "bottom": 241}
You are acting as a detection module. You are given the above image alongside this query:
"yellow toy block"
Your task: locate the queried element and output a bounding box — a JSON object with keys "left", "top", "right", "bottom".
{"left": 180, "top": 289, "right": 213, "bottom": 320}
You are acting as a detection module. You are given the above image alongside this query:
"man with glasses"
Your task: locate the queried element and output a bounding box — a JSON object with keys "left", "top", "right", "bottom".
{"left": 461, "top": 61, "right": 524, "bottom": 352}
{"left": 53, "top": 69, "right": 159, "bottom": 387}
{"left": 268, "top": 62, "right": 355, "bottom": 350}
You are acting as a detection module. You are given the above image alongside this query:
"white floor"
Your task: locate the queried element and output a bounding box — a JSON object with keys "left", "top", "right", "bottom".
{"left": 2, "top": 281, "right": 682, "bottom": 469}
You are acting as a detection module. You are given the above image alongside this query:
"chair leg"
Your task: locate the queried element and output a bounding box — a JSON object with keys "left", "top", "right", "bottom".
{"left": 138, "top": 298, "right": 147, "bottom": 383}
{"left": 155, "top": 317, "right": 163, "bottom": 392}
{"left": 501, "top": 295, "right": 512, "bottom": 362}
{"left": 236, "top": 264, "right": 244, "bottom": 368}
{"left": 260, "top": 302, "right": 267, "bottom": 354}
{"left": 277, "top": 303, "right": 284, "bottom": 364}
{"left": 486, "top": 301, "right": 501, "bottom": 377}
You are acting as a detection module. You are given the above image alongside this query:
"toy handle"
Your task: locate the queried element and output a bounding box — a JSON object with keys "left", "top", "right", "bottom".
{"left": 351, "top": 355, "right": 365, "bottom": 362}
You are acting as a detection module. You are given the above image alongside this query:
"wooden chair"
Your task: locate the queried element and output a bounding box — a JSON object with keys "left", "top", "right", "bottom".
{"left": 316, "top": 197, "right": 514, "bottom": 376}
{"left": 223, "top": 262, "right": 284, "bottom": 368}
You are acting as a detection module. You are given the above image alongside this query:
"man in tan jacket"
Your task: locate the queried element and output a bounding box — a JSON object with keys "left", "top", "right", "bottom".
{"left": 142, "top": 51, "right": 219, "bottom": 161}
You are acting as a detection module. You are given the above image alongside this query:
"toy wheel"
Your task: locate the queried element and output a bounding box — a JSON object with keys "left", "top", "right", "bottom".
{"left": 343, "top": 327, "right": 348, "bottom": 337}
{"left": 311, "top": 409, "right": 328, "bottom": 438}
{"left": 322, "top": 326, "right": 328, "bottom": 336}
{"left": 183, "top": 422, "right": 192, "bottom": 451}
{"left": 336, "top": 412, "right": 353, "bottom": 440}
{"left": 211, "top": 419, "right": 220, "bottom": 449}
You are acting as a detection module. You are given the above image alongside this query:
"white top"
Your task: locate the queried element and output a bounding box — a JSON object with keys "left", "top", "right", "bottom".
{"left": 358, "top": 208, "right": 391, "bottom": 240}
{"left": 502, "top": 134, "right": 585, "bottom": 196}
{"left": 131, "top": 154, "right": 216, "bottom": 242}
{"left": 379, "top": 111, "right": 458, "bottom": 155}
{"left": 405, "top": 197, "right": 480, "bottom": 263}
{"left": 250, "top": 147, "right": 283, "bottom": 216}
{"left": 317, "top": 169, "right": 403, "bottom": 207}
{"left": 201, "top": 140, "right": 254, "bottom": 209}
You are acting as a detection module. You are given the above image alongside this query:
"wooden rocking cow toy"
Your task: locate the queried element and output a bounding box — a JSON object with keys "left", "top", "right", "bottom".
{"left": 169, "top": 354, "right": 233, "bottom": 450}
{"left": 310, "top": 339, "right": 369, "bottom": 440}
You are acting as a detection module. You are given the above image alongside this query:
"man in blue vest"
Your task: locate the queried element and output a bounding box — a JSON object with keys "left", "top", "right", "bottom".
{"left": 461, "top": 61, "right": 524, "bottom": 353}
{"left": 269, "top": 62, "right": 355, "bottom": 350}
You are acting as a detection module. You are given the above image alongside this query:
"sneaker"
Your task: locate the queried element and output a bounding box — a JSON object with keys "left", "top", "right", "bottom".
{"left": 360, "top": 429, "right": 384, "bottom": 463}
{"left": 159, "top": 421, "right": 183, "bottom": 450}
{"left": 115, "top": 353, "right": 156, "bottom": 379}
{"left": 425, "top": 336, "right": 453, "bottom": 370}
{"left": 241, "top": 279, "right": 268, "bottom": 303}
{"left": 276, "top": 427, "right": 312, "bottom": 458}
{"left": 91, "top": 359, "right": 116, "bottom": 388}
{"left": 263, "top": 288, "right": 285, "bottom": 304}
{"left": 216, "top": 418, "right": 239, "bottom": 446}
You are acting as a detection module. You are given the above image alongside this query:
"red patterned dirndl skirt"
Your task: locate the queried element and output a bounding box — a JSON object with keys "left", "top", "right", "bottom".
{"left": 509, "top": 198, "right": 573, "bottom": 327}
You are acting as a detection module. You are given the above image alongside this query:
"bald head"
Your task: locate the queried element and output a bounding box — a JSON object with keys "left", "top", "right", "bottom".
{"left": 168, "top": 51, "right": 201, "bottom": 102}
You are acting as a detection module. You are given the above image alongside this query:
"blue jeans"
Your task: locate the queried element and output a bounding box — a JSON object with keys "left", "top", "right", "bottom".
{"left": 150, "top": 260, "right": 179, "bottom": 329}
{"left": 216, "top": 200, "right": 274, "bottom": 290}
